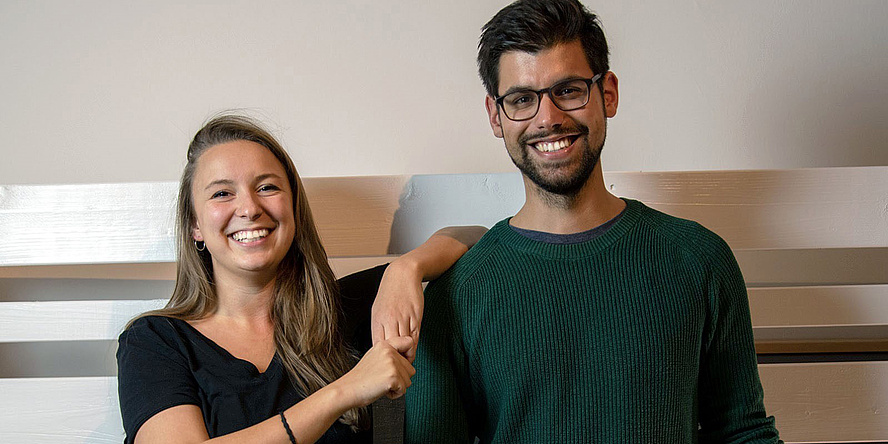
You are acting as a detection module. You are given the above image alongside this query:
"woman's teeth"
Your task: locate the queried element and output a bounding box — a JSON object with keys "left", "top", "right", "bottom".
{"left": 231, "top": 229, "right": 269, "bottom": 242}
{"left": 533, "top": 138, "right": 570, "bottom": 152}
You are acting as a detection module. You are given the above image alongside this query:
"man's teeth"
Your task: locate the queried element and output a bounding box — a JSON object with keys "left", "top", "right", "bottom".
{"left": 534, "top": 138, "right": 570, "bottom": 152}
{"left": 231, "top": 229, "right": 269, "bottom": 242}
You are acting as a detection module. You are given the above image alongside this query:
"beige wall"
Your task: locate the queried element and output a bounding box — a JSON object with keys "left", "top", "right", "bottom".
{"left": 1, "top": 0, "right": 886, "bottom": 185}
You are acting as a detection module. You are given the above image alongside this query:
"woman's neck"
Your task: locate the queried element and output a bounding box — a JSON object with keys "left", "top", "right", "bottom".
{"left": 189, "top": 273, "right": 278, "bottom": 373}
{"left": 210, "top": 270, "right": 276, "bottom": 322}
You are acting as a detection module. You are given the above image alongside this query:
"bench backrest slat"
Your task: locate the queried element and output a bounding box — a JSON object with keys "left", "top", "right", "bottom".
{"left": 3, "top": 168, "right": 886, "bottom": 266}
{"left": 4, "top": 285, "right": 887, "bottom": 346}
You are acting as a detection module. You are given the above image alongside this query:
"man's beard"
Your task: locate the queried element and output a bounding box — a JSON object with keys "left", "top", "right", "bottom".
{"left": 508, "top": 123, "right": 605, "bottom": 197}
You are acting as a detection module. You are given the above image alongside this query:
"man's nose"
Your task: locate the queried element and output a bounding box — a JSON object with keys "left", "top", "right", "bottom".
{"left": 534, "top": 94, "right": 565, "bottom": 130}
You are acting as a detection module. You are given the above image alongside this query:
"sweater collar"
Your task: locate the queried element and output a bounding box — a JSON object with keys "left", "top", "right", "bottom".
{"left": 492, "top": 198, "right": 643, "bottom": 259}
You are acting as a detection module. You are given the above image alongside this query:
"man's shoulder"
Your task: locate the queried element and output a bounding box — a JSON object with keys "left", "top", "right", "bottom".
{"left": 427, "top": 219, "right": 513, "bottom": 291}
{"left": 631, "top": 199, "right": 736, "bottom": 267}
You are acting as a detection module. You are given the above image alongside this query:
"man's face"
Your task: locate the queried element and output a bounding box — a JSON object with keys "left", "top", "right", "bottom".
{"left": 485, "top": 40, "right": 618, "bottom": 196}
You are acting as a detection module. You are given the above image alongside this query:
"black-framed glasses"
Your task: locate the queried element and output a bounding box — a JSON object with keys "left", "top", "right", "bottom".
{"left": 494, "top": 73, "right": 603, "bottom": 121}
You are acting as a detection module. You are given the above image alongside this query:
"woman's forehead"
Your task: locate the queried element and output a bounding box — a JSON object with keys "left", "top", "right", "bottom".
{"left": 193, "top": 140, "right": 289, "bottom": 187}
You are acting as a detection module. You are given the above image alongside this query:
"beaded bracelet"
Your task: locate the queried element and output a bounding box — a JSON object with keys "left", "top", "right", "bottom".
{"left": 279, "top": 411, "right": 297, "bottom": 444}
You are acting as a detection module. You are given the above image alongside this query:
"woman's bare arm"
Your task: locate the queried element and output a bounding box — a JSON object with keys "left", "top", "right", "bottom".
{"left": 134, "top": 337, "right": 415, "bottom": 444}
{"left": 370, "top": 225, "right": 488, "bottom": 362}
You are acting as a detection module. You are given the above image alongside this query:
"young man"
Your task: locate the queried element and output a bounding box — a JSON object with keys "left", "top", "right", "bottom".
{"left": 405, "top": 0, "right": 782, "bottom": 442}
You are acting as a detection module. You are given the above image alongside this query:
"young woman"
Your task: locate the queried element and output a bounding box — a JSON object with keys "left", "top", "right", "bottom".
{"left": 116, "top": 114, "right": 484, "bottom": 443}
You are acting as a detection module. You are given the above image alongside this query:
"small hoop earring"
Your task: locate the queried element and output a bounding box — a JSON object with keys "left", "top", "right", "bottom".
{"left": 194, "top": 240, "right": 206, "bottom": 252}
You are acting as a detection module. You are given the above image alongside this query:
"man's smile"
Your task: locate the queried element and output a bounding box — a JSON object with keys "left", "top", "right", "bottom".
{"left": 530, "top": 135, "right": 578, "bottom": 153}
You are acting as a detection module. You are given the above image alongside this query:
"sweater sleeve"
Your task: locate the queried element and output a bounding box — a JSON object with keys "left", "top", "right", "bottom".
{"left": 405, "top": 274, "right": 476, "bottom": 443}
{"left": 696, "top": 239, "right": 782, "bottom": 444}
{"left": 116, "top": 317, "right": 201, "bottom": 444}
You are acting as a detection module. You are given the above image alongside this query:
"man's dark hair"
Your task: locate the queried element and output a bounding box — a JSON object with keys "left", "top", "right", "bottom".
{"left": 478, "top": 0, "right": 609, "bottom": 97}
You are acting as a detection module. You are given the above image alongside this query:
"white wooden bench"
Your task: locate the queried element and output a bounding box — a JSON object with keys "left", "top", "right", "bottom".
{"left": 1, "top": 167, "right": 887, "bottom": 443}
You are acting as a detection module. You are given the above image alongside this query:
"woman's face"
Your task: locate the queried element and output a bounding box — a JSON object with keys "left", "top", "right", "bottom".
{"left": 190, "top": 140, "right": 296, "bottom": 282}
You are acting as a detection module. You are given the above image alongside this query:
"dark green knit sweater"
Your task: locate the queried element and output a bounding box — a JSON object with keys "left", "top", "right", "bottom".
{"left": 406, "top": 199, "right": 781, "bottom": 443}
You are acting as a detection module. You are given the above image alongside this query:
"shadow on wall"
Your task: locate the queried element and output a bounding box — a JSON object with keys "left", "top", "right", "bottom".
{"left": 386, "top": 173, "right": 525, "bottom": 254}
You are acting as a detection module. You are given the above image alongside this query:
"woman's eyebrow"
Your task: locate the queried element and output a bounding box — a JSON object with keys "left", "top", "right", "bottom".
{"left": 204, "top": 179, "right": 234, "bottom": 190}
{"left": 255, "top": 173, "right": 284, "bottom": 182}
{"left": 203, "top": 174, "right": 283, "bottom": 191}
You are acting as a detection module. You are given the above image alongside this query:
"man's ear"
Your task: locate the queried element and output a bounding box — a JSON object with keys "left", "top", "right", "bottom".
{"left": 485, "top": 95, "right": 504, "bottom": 138}
{"left": 601, "top": 71, "right": 619, "bottom": 118}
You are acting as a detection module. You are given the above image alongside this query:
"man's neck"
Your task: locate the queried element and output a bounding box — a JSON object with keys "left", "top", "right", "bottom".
{"left": 510, "top": 163, "right": 626, "bottom": 234}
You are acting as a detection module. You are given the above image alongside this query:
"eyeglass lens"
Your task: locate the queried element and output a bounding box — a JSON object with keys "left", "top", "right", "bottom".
{"left": 501, "top": 79, "right": 591, "bottom": 121}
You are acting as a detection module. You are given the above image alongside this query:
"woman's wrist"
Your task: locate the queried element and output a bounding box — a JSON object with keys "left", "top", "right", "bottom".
{"left": 275, "top": 381, "right": 356, "bottom": 444}
{"left": 311, "top": 380, "right": 354, "bottom": 416}
{"left": 386, "top": 254, "right": 424, "bottom": 282}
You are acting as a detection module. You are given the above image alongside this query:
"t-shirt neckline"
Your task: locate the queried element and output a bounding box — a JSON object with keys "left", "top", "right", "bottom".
{"left": 172, "top": 317, "right": 280, "bottom": 378}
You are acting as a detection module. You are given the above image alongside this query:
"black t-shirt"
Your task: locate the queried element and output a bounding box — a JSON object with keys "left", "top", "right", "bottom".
{"left": 116, "top": 265, "right": 387, "bottom": 443}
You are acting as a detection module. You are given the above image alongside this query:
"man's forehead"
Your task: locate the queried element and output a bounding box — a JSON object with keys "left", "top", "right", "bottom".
{"left": 496, "top": 41, "right": 594, "bottom": 93}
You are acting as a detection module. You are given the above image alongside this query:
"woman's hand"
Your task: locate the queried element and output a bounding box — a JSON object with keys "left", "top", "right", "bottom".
{"left": 333, "top": 336, "right": 416, "bottom": 408}
{"left": 370, "top": 225, "right": 487, "bottom": 363}
{"left": 371, "top": 260, "right": 424, "bottom": 363}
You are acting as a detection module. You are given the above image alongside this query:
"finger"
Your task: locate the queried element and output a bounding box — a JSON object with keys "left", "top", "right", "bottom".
{"left": 381, "top": 322, "right": 394, "bottom": 343}
{"left": 371, "top": 321, "right": 384, "bottom": 345}
{"left": 386, "top": 379, "right": 402, "bottom": 399}
{"left": 401, "top": 322, "right": 419, "bottom": 363}
{"left": 387, "top": 335, "right": 414, "bottom": 355}
{"left": 390, "top": 349, "right": 415, "bottom": 376}
{"left": 398, "top": 317, "right": 412, "bottom": 339}
{"left": 385, "top": 371, "right": 406, "bottom": 399}
{"left": 410, "top": 314, "right": 421, "bottom": 337}
{"left": 410, "top": 315, "right": 422, "bottom": 359}
{"left": 411, "top": 325, "right": 421, "bottom": 345}
{"left": 384, "top": 320, "right": 401, "bottom": 342}
{"left": 391, "top": 354, "right": 416, "bottom": 395}
{"left": 402, "top": 361, "right": 416, "bottom": 378}
{"left": 387, "top": 367, "right": 413, "bottom": 399}
{"left": 398, "top": 319, "right": 414, "bottom": 359}
{"left": 401, "top": 364, "right": 416, "bottom": 394}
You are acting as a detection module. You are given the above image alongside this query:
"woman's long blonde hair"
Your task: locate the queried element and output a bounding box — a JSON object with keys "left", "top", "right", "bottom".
{"left": 135, "top": 114, "right": 367, "bottom": 429}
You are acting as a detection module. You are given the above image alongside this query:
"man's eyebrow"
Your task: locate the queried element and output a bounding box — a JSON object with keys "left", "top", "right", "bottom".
{"left": 499, "top": 84, "right": 535, "bottom": 98}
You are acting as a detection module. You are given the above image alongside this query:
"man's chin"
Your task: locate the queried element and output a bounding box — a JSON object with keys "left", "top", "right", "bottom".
{"left": 522, "top": 155, "right": 602, "bottom": 197}
{"left": 522, "top": 168, "right": 587, "bottom": 196}
{"left": 534, "top": 179, "right": 588, "bottom": 196}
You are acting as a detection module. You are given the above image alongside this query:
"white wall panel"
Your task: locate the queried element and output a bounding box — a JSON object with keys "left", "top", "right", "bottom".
{"left": 0, "top": 377, "right": 123, "bottom": 444}
{"left": 1, "top": 1, "right": 886, "bottom": 186}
